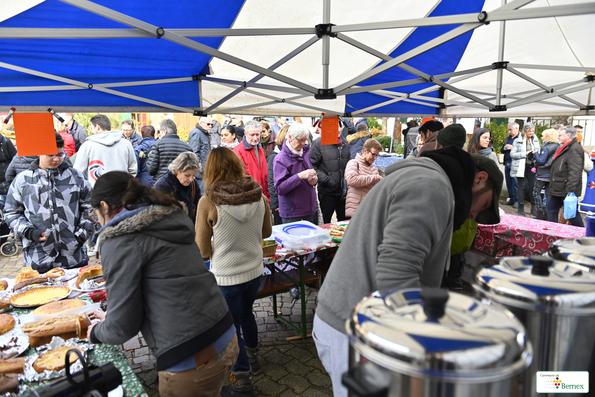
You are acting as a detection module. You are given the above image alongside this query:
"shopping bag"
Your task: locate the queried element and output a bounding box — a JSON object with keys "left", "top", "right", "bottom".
{"left": 516, "top": 158, "right": 526, "bottom": 178}
{"left": 564, "top": 193, "right": 578, "bottom": 219}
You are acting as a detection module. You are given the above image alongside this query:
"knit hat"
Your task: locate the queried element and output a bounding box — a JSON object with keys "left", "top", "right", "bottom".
{"left": 470, "top": 153, "right": 503, "bottom": 225}
{"left": 436, "top": 124, "right": 467, "bottom": 149}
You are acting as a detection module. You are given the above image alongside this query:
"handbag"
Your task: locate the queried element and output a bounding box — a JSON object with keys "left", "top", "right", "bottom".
{"left": 564, "top": 193, "right": 578, "bottom": 219}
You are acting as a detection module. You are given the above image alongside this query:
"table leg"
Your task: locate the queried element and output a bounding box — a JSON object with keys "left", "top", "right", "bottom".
{"left": 299, "top": 255, "right": 307, "bottom": 339}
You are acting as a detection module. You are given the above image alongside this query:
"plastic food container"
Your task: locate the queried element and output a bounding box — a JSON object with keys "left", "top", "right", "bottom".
{"left": 272, "top": 221, "right": 331, "bottom": 250}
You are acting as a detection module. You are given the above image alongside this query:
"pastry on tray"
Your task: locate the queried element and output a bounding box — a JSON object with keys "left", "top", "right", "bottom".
{"left": 9, "top": 286, "right": 71, "bottom": 308}
{"left": 0, "top": 374, "right": 18, "bottom": 394}
{"left": 33, "top": 299, "right": 86, "bottom": 315}
{"left": 0, "top": 315, "right": 15, "bottom": 336}
{"left": 14, "top": 267, "right": 39, "bottom": 284}
{"left": 0, "top": 358, "right": 25, "bottom": 375}
{"left": 33, "top": 346, "right": 84, "bottom": 373}
{"left": 24, "top": 314, "right": 89, "bottom": 346}
{"left": 0, "top": 281, "right": 7, "bottom": 292}
{"left": 76, "top": 265, "right": 103, "bottom": 289}
{"left": 45, "top": 268, "right": 65, "bottom": 279}
{"left": 13, "top": 277, "right": 50, "bottom": 292}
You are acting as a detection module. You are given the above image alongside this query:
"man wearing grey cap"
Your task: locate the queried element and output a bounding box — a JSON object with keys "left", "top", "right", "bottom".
{"left": 313, "top": 138, "right": 503, "bottom": 397}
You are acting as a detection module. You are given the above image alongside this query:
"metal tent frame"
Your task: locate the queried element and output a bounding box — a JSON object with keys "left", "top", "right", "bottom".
{"left": 0, "top": 0, "right": 593, "bottom": 117}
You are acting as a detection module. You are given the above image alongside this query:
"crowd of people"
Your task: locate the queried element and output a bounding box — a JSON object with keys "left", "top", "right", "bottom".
{"left": 0, "top": 112, "right": 589, "bottom": 396}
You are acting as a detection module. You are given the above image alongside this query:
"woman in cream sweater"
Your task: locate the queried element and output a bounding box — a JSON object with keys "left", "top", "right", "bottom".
{"left": 195, "top": 147, "right": 272, "bottom": 396}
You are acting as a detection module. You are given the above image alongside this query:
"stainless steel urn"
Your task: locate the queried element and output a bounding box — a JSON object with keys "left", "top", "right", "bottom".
{"left": 550, "top": 237, "right": 595, "bottom": 273}
{"left": 343, "top": 288, "right": 532, "bottom": 397}
{"left": 473, "top": 256, "right": 595, "bottom": 397}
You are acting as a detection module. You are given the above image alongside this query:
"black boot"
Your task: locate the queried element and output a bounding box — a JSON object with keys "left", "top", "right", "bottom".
{"left": 518, "top": 205, "right": 526, "bottom": 216}
{"left": 530, "top": 205, "right": 538, "bottom": 217}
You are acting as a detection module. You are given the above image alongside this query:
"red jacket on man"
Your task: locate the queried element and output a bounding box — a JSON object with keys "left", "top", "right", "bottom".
{"left": 234, "top": 138, "right": 270, "bottom": 200}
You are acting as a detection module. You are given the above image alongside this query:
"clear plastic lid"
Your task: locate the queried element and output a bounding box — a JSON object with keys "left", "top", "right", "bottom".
{"left": 346, "top": 288, "right": 531, "bottom": 378}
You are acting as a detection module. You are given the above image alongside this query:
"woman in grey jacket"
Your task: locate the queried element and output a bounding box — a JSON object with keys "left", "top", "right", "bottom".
{"left": 87, "top": 172, "right": 237, "bottom": 397}
{"left": 510, "top": 123, "right": 540, "bottom": 216}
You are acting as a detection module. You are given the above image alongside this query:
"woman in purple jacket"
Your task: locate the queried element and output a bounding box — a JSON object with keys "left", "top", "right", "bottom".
{"left": 273, "top": 123, "right": 318, "bottom": 224}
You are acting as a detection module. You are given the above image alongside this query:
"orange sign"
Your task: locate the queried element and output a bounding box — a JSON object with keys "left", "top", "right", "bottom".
{"left": 320, "top": 117, "right": 339, "bottom": 145}
{"left": 13, "top": 113, "right": 57, "bottom": 156}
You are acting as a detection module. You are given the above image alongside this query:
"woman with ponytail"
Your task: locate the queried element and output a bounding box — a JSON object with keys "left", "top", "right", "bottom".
{"left": 86, "top": 171, "right": 237, "bottom": 397}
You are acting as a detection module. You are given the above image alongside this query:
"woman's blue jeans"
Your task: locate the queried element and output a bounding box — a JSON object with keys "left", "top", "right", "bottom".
{"left": 219, "top": 275, "right": 262, "bottom": 373}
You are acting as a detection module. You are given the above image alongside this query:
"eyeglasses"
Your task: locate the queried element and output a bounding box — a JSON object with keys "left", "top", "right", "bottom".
{"left": 367, "top": 151, "right": 380, "bottom": 158}
{"left": 122, "top": 129, "right": 134, "bottom": 133}
{"left": 46, "top": 153, "right": 66, "bottom": 159}
{"left": 203, "top": 122, "right": 213, "bottom": 126}
{"left": 90, "top": 212, "right": 100, "bottom": 224}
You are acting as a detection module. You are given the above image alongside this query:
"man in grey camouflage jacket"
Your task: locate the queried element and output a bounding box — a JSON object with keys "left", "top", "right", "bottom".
{"left": 5, "top": 133, "right": 94, "bottom": 273}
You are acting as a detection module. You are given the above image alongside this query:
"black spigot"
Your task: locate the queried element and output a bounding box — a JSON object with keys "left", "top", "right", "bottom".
{"left": 530, "top": 256, "right": 553, "bottom": 276}
{"left": 420, "top": 288, "right": 449, "bottom": 320}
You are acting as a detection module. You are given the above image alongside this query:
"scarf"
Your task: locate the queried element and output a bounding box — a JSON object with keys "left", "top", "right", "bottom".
{"left": 261, "top": 134, "right": 270, "bottom": 145}
{"left": 479, "top": 147, "right": 494, "bottom": 158}
{"left": 286, "top": 139, "right": 303, "bottom": 157}
{"left": 421, "top": 145, "right": 475, "bottom": 231}
{"left": 554, "top": 139, "right": 573, "bottom": 160}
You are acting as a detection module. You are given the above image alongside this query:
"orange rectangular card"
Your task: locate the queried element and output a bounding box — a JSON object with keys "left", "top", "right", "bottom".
{"left": 320, "top": 117, "right": 339, "bottom": 145}
{"left": 13, "top": 113, "right": 57, "bottom": 156}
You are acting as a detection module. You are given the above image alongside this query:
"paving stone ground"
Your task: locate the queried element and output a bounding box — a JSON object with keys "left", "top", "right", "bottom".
{"left": 0, "top": 250, "right": 331, "bottom": 396}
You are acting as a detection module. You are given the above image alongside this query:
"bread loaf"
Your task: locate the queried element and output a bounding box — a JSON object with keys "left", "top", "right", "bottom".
{"left": 0, "top": 280, "right": 7, "bottom": 291}
{"left": 0, "top": 315, "right": 15, "bottom": 335}
{"left": 13, "top": 276, "right": 49, "bottom": 292}
{"left": 76, "top": 265, "right": 102, "bottom": 289}
{"left": 14, "top": 267, "right": 39, "bottom": 284}
{"left": 33, "top": 346, "right": 83, "bottom": 373}
{"left": 0, "top": 300, "right": 10, "bottom": 311}
{"left": 33, "top": 299, "right": 85, "bottom": 315}
{"left": 23, "top": 314, "right": 87, "bottom": 334}
{"left": 0, "top": 358, "right": 25, "bottom": 375}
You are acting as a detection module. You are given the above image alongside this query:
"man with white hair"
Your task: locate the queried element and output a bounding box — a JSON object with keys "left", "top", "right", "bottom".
{"left": 548, "top": 126, "right": 585, "bottom": 226}
{"left": 501, "top": 122, "right": 520, "bottom": 208}
{"left": 189, "top": 116, "right": 213, "bottom": 190}
{"left": 234, "top": 120, "right": 270, "bottom": 200}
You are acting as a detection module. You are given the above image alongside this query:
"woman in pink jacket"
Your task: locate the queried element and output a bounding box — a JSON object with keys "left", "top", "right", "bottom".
{"left": 344, "top": 139, "right": 383, "bottom": 218}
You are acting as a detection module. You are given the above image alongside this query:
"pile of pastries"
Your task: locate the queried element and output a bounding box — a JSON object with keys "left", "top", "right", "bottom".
{"left": 0, "top": 265, "right": 102, "bottom": 393}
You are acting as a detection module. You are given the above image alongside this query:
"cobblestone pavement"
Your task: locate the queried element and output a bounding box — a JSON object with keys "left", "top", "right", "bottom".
{"left": 0, "top": 251, "right": 331, "bottom": 396}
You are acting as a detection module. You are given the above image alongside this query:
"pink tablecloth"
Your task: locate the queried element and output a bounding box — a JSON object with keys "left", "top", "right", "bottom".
{"left": 473, "top": 214, "right": 585, "bottom": 257}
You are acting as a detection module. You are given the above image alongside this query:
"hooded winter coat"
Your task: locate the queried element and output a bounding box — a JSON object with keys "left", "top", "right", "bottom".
{"left": 5, "top": 155, "right": 73, "bottom": 186}
{"left": 346, "top": 130, "right": 372, "bottom": 159}
{"left": 273, "top": 142, "right": 318, "bottom": 219}
{"left": 535, "top": 141, "right": 561, "bottom": 181}
{"left": 5, "top": 159, "right": 94, "bottom": 272}
{"left": 195, "top": 177, "right": 272, "bottom": 286}
{"left": 90, "top": 205, "right": 233, "bottom": 371}
{"left": 74, "top": 131, "right": 137, "bottom": 187}
{"left": 344, "top": 154, "right": 381, "bottom": 218}
{"left": 146, "top": 133, "right": 193, "bottom": 184}
{"left": 550, "top": 138, "right": 585, "bottom": 197}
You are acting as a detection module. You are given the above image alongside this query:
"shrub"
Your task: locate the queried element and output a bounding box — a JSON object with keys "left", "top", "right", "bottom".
{"left": 374, "top": 135, "right": 403, "bottom": 154}
{"left": 178, "top": 128, "right": 190, "bottom": 143}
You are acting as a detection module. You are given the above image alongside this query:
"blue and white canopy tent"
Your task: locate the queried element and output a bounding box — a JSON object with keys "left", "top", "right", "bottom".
{"left": 0, "top": 0, "right": 593, "bottom": 118}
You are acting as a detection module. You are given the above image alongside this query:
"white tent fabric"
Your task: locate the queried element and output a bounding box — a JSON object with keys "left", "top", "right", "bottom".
{"left": 0, "top": 0, "right": 593, "bottom": 117}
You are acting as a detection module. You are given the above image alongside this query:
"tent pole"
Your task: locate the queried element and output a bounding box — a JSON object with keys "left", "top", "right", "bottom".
{"left": 507, "top": 81, "right": 595, "bottom": 108}
{"left": 322, "top": 0, "right": 331, "bottom": 90}
{"left": 202, "top": 36, "right": 320, "bottom": 113}
{"left": 508, "top": 64, "right": 595, "bottom": 73}
{"left": 495, "top": 0, "right": 507, "bottom": 106}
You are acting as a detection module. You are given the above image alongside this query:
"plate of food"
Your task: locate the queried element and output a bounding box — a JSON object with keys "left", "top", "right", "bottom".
{"left": 0, "top": 314, "right": 29, "bottom": 360}
{"left": 329, "top": 223, "right": 348, "bottom": 243}
{"left": 9, "top": 286, "right": 71, "bottom": 308}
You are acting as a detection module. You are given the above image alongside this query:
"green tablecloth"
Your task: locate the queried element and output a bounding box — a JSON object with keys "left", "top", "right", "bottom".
{"left": 12, "top": 301, "right": 147, "bottom": 396}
